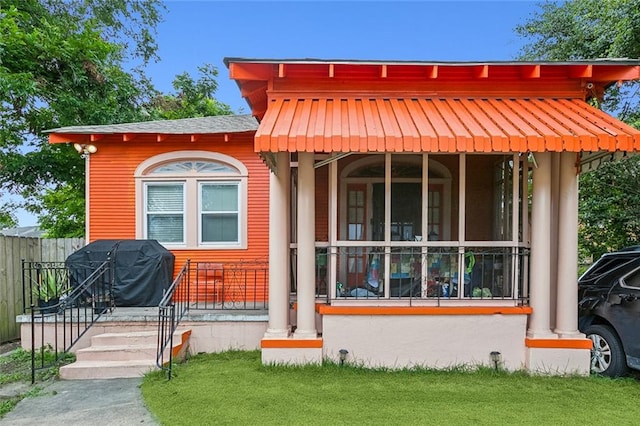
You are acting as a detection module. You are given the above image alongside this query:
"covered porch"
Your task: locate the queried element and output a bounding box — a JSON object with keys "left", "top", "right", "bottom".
{"left": 226, "top": 58, "right": 640, "bottom": 373}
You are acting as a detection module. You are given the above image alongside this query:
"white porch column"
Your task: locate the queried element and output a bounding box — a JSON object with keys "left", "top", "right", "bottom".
{"left": 549, "top": 153, "right": 560, "bottom": 329}
{"left": 265, "top": 152, "right": 291, "bottom": 338}
{"left": 527, "top": 151, "right": 555, "bottom": 338}
{"left": 294, "top": 152, "right": 317, "bottom": 338}
{"left": 554, "top": 152, "right": 581, "bottom": 337}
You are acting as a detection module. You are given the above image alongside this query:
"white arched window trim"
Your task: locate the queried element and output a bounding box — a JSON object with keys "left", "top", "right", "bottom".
{"left": 135, "top": 151, "right": 248, "bottom": 250}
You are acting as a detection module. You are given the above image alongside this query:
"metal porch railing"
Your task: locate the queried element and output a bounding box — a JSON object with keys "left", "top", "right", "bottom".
{"left": 156, "top": 260, "right": 190, "bottom": 380}
{"left": 156, "top": 259, "right": 268, "bottom": 379}
{"left": 310, "top": 246, "right": 530, "bottom": 304}
{"left": 23, "top": 259, "right": 113, "bottom": 383}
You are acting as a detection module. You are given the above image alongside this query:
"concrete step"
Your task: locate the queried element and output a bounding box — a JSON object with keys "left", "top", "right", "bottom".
{"left": 60, "top": 329, "right": 191, "bottom": 380}
{"left": 75, "top": 344, "right": 158, "bottom": 362}
{"left": 91, "top": 330, "right": 158, "bottom": 347}
{"left": 60, "top": 359, "right": 158, "bottom": 380}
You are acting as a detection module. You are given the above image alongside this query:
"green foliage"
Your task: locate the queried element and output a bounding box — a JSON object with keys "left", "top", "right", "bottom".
{"left": 0, "top": 205, "right": 17, "bottom": 229}
{"left": 142, "top": 351, "right": 640, "bottom": 425}
{"left": 516, "top": 0, "right": 640, "bottom": 61}
{"left": 517, "top": 1, "right": 640, "bottom": 261}
{"left": 0, "top": 0, "right": 161, "bottom": 235}
{"left": 579, "top": 156, "right": 640, "bottom": 259}
{"left": 149, "top": 64, "right": 233, "bottom": 120}
{"left": 0, "top": 2, "right": 232, "bottom": 236}
{"left": 31, "top": 269, "right": 67, "bottom": 302}
{"left": 38, "top": 183, "right": 85, "bottom": 237}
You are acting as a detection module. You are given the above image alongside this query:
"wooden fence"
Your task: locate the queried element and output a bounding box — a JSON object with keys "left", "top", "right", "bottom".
{"left": 0, "top": 236, "right": 84, "bottom": 343}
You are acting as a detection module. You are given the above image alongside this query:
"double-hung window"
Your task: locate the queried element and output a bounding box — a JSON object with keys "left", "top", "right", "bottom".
{"left": 200, "top": 183, "right": 240, "bottom": 244}
{"left": 146, "top": 183, "right": 185, "bottom": 243}
{"left": 136, "top": 151, "right": 248, "bottom": 249}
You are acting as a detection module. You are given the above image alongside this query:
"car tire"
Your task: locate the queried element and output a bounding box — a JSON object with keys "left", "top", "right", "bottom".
{"left": 585, "top": 324, "right": 627, "bottom": 377}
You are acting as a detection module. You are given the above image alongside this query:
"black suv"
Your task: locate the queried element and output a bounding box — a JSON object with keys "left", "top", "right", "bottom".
{"left": 578, "top": 246, "right": 640, "bottom": 377}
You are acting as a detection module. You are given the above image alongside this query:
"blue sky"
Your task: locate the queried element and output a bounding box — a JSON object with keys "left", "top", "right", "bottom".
{"left": 148, "top": 0, "right": 539, "bottom": 113}
{"left": 17, "top": 0, "right": 540, "bottom": 227}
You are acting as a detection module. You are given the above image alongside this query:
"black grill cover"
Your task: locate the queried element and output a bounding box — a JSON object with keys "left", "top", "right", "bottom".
{"left": 65, "top": 240, "right": 175, "bottom": 307}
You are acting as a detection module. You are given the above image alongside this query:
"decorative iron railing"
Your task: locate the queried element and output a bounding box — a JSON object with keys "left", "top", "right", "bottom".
{"left": 23, "top": 259, "right": 113, "bottom": 383}
{"left": 309, "top": 245, "right": 529, "bottom": 304}
{"left": 156, "top": 260, "right": 190, "bottom": 380}
{"left": 181, "top": 260, "right": 269, "bottom": 310}
{"left": 156, "top": 259, "right": 269, "bottom": 379}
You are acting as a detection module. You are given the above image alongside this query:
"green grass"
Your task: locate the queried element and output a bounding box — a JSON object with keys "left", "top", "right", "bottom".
{"left": 141, "top": 351, "right": 640, "bottom": 425}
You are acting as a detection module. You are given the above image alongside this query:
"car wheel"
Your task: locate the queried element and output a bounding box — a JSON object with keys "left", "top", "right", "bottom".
{"left": 585, "top": 324, "right": 627, "bottom": 377}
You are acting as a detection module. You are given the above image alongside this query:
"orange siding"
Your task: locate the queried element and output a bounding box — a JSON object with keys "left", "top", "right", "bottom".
{"left": 88, "top": 133, "right": 270, "bottom": 273}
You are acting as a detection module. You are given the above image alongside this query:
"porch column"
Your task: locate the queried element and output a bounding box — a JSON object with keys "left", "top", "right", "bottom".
{"left": 527, "top": 151, "right": 555, "bottom": 338}
{"left": 265, "top": 152, "right": 290, "bottom": 338}
{"left": 294, "top": 152, "right": 317, "bottom": 338}
{"left": 554, "top": 152, "right": 581, "bottom": 337}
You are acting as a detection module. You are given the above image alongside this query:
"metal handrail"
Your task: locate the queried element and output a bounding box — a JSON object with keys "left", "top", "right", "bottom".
{"left": 25, "top": 259, "right": 113, "bottom": 383}
{"left": 156, "top": 259, "right": 190, "bottom": 379}
{"left": 310, "top": 246, "right": 530, "bottom": 304}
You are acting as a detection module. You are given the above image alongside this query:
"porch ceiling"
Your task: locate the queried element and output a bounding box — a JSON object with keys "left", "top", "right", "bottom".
{"left": 254, "top": 96, "right": 640, "bottom": 154}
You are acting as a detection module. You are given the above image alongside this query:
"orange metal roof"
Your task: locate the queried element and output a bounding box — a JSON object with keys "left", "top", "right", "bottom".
{"left": 254, "top": 96, "right": 640, "bottom": 153}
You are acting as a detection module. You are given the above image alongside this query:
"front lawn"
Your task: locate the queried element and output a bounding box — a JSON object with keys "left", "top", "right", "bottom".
{"left": 141, "top": 351, "right": 640, "bottom": 425}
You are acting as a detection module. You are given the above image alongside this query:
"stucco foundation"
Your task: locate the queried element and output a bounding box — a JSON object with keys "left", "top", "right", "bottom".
{"left": 18, "top": 308, "right": 268, "bottom": 354}
{"left": 261, "top": 347, "right": 323, "bottom": 365}
{"left": 322, "top": 314, "right": 528, "bottom": 370}
{"left": 525, "top": 346, "right": 591, "bottom": 376}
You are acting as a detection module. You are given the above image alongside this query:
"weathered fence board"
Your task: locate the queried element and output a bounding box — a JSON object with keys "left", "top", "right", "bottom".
{"left": 0, "top": 236, "right": 84, "bottom": 343}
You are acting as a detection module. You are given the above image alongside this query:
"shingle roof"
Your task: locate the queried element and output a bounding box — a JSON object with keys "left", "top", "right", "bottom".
{"left": 45, "top": 114, "right": 258, "bottom": 135}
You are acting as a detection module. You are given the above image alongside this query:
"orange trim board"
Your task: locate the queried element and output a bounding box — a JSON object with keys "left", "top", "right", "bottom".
{"left": 261, "top": 338, "right": 323, "bottom": 349}
{"left": 316, "top": 305, "right": 533, "bottom": 316}
{"left": 525, "top": 338, "right": 592, "bottom": 350}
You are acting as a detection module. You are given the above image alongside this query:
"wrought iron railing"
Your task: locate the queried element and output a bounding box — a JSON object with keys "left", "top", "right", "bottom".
{"left": 156, "top": 259, "right": 268, "bottom": 379}
{"left": 308, "top": 245, "right": 529, "bottom": 304}
{"left": 156, "top": 259, "right": 190, "bottom": 380}
{"left": 185, "top": 260, "right": 269, "bottom": 310}
{"left": 23, "top": 259, "right": 113, "bottom": 383}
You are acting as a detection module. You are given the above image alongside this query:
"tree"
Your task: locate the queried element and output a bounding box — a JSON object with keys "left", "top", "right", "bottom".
{"left": 0, "top": 1, "right": 236, "bottom": 238}
{"left": 516, "top": 0, "right": 640, "bottom": 259}
{"left": 149, "top": 64, "right": 234, "bottom": 120}
{"left": 0, "top": 0, "right": 162, "bottom": 237}
{"left": 0, "top": 205, "right": 17, "bottom": 229}
{"left": 579, "top": 156, "right": 640, "bottom": 260}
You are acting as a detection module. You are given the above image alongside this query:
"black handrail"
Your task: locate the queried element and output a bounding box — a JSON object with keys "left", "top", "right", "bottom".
{"left": 25, "top": 259, "right": 114, "bottom": 383}
{"left": 156, "top": 259, "right": 190, "bottom": 380}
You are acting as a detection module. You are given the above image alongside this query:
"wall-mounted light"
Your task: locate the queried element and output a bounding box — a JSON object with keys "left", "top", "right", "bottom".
{"left": 338, "top": 349, "right": 349, "bottom": 366}
{"left": 74, "top": 143, "right": 98, "bottom": 158}
{"left": 490, "top": 351, "right": 502, "bottom": 371}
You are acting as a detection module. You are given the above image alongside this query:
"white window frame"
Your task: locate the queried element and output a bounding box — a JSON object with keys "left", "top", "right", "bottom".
{"left": 134, "top": 151, "right": 248, "bottom": 250}
{"left": 198, "top": 181, "right": 242, "bottom": 246}
{"left": 144, "top": 181, "right": 186, "bottom": 245}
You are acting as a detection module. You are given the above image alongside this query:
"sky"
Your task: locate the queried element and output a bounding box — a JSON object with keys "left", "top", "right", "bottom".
{"left": 15, "top": 0, "right": 540, "bottom": 227}
{"left": 147, "top": 0, "right": 539, "bottom": 113}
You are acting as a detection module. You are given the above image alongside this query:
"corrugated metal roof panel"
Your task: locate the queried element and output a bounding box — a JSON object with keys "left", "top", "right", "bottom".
{"left": 254, "top": 97, "right": 640, "bottom": 153}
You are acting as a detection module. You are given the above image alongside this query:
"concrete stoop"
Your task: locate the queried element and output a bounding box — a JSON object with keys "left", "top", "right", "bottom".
{"left": 60, "top": 329, "right": 191, "bottom": 380}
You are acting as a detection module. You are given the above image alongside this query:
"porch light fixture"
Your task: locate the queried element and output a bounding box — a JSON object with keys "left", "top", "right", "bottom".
{"left": 74, "top": 143, "right": 98, "bottom": 158}
{"left": 338, "top": 349, "right": 349, "bottom": 366}
{"left": 490, "top": 351, "right": 502, "bottom": 371}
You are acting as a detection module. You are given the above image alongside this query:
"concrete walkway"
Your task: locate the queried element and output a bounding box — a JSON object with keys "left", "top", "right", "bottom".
{"left": 0, "top": 378, "right": 158, "bottom": 425}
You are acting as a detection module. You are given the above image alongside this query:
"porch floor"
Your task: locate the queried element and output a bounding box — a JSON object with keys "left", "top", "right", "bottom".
{"left": 17, "top": 305, "right": 268, "bottom": 324}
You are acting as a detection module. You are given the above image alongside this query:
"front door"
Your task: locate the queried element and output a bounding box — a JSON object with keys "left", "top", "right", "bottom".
{"left": 346, "top": 184, "right": 367, "bottom": 286}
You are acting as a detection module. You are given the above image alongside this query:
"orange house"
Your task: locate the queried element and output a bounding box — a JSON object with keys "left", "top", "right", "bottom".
{"left": 49, "top": 58, "right": 640, "bottom": 374}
